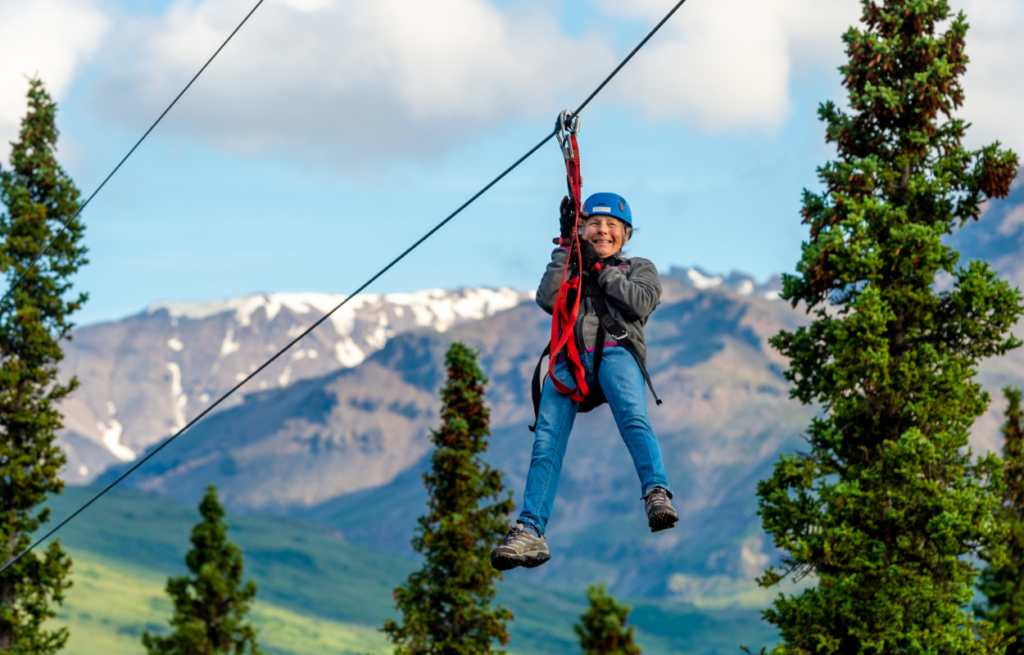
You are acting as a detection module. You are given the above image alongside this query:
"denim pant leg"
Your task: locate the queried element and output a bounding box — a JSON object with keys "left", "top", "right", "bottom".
{"left": 517, "top": 359, "right": 581, "bottom": 535}
{"left": 598, "top": 347, "right": 673, "bottom": 497}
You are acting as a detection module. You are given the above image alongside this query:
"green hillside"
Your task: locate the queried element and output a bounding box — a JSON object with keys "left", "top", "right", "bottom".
{"left": 58, "top": 549, "right": 389, "bottom": 655}
{"left": 43, "top": 486, "right": 776, "bottom": 654}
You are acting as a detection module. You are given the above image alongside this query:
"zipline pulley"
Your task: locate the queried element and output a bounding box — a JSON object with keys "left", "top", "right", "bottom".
{"left": 555, "top": 110, "right": 581, "bottom": 163}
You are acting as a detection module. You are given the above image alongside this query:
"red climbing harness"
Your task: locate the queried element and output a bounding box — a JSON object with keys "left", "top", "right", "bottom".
{"left": 548, "top": 111, "right": 589, "bottom": 402}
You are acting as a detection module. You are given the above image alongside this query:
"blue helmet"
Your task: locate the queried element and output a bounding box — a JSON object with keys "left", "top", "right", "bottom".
{"left": 583, "top": 192, "right": 632, "bottom": 228}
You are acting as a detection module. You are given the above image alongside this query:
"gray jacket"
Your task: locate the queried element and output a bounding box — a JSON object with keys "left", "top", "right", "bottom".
{"left": 536, "top": 248, "right": 661, "bottom": 365}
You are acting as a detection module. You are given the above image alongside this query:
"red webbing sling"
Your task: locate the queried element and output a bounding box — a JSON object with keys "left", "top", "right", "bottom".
{"left": 549, "top": 111, "right": 588, "bottom": 402}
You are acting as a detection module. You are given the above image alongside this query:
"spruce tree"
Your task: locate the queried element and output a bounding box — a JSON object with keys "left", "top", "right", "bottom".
{"left": 383, "top": 342, "right": 514, "bottom": 655}
{"left": 755, "top": 0, "right": 1022, "bottom": 652}
{"left": 0, "top": 78, "right": 87, "bottom": 653}
{"left": 977, "top": 387, "right": 1024, "bottom": 655}
{"left": 574, "top": 585, "right": 641, "bottom": 655}
{"left": 142, "top": 485, "right": 263, "bottom": 655}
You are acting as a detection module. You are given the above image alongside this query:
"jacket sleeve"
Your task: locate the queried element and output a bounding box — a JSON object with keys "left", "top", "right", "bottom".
{"left": 536, "top": 247, "right": 570, "bottom": 315}
{"left": 597, "top": 257, "right": 662, "bottom": 320}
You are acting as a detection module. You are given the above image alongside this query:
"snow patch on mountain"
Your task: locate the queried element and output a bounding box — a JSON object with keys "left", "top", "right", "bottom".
{"left": 335, "top": 338, "right": 365, "bottom": 367}
{"left": 98, "top": 419, "right": 134, "bottom": 461}
{"left": 668, "top": 266, "right": 782, "bottom": 300}
{"left": 167, "top": 362, "right": 188, "bottom": 433}
{"left": 278, "top": 366, "right": 293, "bottom": 387}
{"left": 148, "top": 288, "right": 533, "bottom": 369}
{"left": 149, "top": 288, "right": 532, "bottom": 334}
{"left": 220, "top": 327, "right": 241, "bottom": 357}
{"left": 687, "top": 268, "right": 724, "bottom": 290}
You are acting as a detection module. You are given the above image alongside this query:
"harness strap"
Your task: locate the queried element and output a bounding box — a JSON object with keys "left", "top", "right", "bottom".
{"left": 593, "top": 321, "right": 607, "bottom": 382}
{"left": 548, "top": 125, "right": 588, "bottom": 403}
{"left": 529, "top": 343, "right": 551, "bottom": 432}
{"left": 529, "top": 277, "right": 662, "bottom": 432}
{"left": 549, "top": 272, "right": 587, "bottom": 402}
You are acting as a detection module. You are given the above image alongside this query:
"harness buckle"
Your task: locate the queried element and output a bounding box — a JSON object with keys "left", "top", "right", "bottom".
{"left": 611, "top": 330, "right": 629, "bottom": 341}
{"left": 555, "top": 110, "right": 581, "bottom": 162}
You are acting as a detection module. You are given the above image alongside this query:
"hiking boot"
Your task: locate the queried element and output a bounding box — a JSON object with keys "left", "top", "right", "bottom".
{"left": 490, "top": 523, "right": 551, "bottom": 571}
{"left": 644, "top": 487, "right": 679, "bottom": 533}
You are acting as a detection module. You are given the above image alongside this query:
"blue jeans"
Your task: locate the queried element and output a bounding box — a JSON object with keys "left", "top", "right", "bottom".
{"left": 518, "top": 347, "right": 672, "bottom": 535}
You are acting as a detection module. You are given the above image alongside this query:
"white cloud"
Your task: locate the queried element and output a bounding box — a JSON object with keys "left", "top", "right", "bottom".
{"left": 958, "top": 0, "right": 1024, "bottom": 154}
{"left": 596, "top": 0, "right": 1024, "bottom": 154}
{"left": 76, "top": 0, "right": 1024, "bottom": 164}
{"left": 0, "top": 0, "right": 109, "bottom": 154}
{"left": 91, "top": 0, "right": 615, "bottom": 165}
{"left": 597, "top": 0, "right": 860, "bottom": 131}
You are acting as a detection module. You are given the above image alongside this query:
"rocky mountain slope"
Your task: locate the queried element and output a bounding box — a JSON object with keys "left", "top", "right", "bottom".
{"left": 96, "top": 278, "right": 817, "bottom": 600}
{"left": 58, "top": 288, "right": 531, "bottom": 483}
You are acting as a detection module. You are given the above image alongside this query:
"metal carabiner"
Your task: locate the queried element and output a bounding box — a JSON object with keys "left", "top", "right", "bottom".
{"left": 555, "top": 110, "right": 581, "bottom": 162}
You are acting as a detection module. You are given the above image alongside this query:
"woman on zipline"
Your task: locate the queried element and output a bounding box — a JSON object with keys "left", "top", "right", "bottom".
{"left": 490, "top": 193, "right": 676, "bottom": 571}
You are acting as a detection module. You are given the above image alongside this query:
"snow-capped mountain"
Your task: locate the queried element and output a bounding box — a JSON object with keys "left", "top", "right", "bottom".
{"left": 665, "top": 266, "right": 783, "bottom": 300}
{"left": 58, "top": 288, "right": 532, "bottom": 483}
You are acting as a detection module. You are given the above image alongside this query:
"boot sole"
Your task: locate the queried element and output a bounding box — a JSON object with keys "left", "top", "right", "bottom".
{"left": 521, "top": 552, "right": 552, "bottom": 569}
{"left": 648, "top": 509, "right": 679, "bottom": 533}
{"left": 490, "top": 550, "right": 551, "bottom": 571}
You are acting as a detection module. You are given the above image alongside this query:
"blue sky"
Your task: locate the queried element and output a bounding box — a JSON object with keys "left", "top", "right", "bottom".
{"left": 1, "top": 0, "right": 1020, "bottom": 326}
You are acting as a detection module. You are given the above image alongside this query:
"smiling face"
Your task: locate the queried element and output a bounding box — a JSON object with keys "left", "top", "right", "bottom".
{"left": 583, "top": 214, "right": 629, "bottom": 258}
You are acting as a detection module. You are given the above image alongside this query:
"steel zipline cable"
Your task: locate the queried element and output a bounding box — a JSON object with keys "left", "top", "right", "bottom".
{"left": 2, "top": 0, "right": 690, "bottom": 574}
{"left": 0, "top": 0, "right": 267, "bottom": 309}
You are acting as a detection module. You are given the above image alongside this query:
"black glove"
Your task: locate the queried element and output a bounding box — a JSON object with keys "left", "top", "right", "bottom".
{"left": 557, "top": 196, "right": 589, "bottom": 244}
{"left": 578, "top": 239, "right": 602, "bottom": 273}
{"left": 559, "top": 195, "right": 576, "bottom": 242}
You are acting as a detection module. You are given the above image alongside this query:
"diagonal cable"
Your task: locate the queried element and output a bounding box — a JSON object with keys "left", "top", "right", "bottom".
{"left": 4, "top": 0, "right": 689, "bottom": 573}
{"left": 0, "top": 0, "right": 266, "bottom": 308}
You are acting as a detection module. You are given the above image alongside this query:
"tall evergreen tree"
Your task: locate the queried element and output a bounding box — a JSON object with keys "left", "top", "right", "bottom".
{"left": 0, "top": 78, "right": 87, "bottom": 653}
{"left": 755, "top": 0, "right": 1022, "bottom": 652}
{"left": 383, "top": 342, "right": 514, "bottom": 655}
{"left": 142, "top": 485, "right": 263, "bottom": 655}
{"left": 574, "top": 585, "right": 641, "bottom": 655}
{"left": 977, "top": 387, "right": 1024, "bottom": 655}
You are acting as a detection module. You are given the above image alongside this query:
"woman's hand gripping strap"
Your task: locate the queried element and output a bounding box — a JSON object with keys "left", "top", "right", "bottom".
{"left": 549, "top": 111, "right": 588, "bottom": 402}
